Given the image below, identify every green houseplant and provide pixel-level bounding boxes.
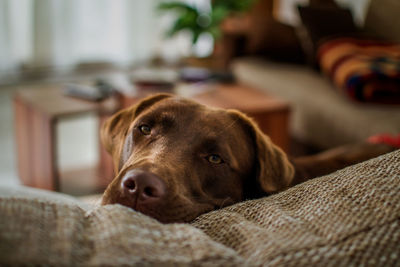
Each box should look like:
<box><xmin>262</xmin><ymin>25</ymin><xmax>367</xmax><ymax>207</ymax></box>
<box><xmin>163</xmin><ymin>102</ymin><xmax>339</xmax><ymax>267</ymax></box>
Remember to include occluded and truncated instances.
<box><xmin>158</xmin><ymin>0</ymin><xmax>256</xmax><ymax>45</ymax></box>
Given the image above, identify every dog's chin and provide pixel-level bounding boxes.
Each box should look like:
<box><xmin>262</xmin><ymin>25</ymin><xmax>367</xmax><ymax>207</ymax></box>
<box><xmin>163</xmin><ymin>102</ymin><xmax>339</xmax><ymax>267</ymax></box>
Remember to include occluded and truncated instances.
<box><xmin>101</xmin><ymin>194</ymin><xmax>215</xmax><ymax>223</ymax></box>
<box><xmin>140</xmin><ymin>208</ymin><xmax>206</xmax><ymax>224</ymax></box>
<box><xmin>133</xmin><ymin>203</ymin><xmax>215</xmax><ymax>223</ymax></box>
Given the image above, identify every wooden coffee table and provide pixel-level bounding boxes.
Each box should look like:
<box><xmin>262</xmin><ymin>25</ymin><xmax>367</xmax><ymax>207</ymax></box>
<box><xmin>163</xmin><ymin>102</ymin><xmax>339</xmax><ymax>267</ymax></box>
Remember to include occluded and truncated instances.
<box><xmin>14</xmin><ymin>83</ymin><xmax>290</xmax><ymax>192</ymax></box>
<box><xmin>121</xmin><ymin>83</ymin><xmax>291</xmax><ymax>152</ymax></box>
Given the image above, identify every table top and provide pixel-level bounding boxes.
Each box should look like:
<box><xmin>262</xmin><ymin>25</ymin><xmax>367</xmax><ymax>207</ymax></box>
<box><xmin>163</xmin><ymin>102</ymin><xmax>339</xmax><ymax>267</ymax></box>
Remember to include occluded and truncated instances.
<box><xmin>15</xmin><ymin>83</ymin><xmax>290</xmax><ymax>118</ymax></box>
<box><xmin>15</xmin><ymin>86</ymin><xmax>119</xmax><ymax>118</ymax></box>
<box><xmin>122</xmin><ymin>82</ymin><xmax>290</xmax><ymax>114</ymax></box>
<box><xmin>190</xmin><ymin>83</ymin><xmax>290</xmax><ymax>113</ymax></box>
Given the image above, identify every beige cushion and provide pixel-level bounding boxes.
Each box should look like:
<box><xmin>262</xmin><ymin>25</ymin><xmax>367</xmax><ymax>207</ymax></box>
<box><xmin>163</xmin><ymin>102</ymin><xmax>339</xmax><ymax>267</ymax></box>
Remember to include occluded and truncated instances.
<box><xmin>232</xmin><ymin>57</ymin><xmax>400</xmax><ymax>149</ymax></box>
<box><xmin>1</xmin><ymin>149</ymin><xmax>399</xmax><ymax>266</ymax></box>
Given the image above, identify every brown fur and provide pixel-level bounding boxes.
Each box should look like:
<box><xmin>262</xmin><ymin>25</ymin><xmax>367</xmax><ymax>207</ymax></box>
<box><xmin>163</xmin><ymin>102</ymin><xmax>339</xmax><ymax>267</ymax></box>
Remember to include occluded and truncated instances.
<box><xmin>101</xmin><ymin>94</ymin><xmax>294</xmax><ymax>223</ymax></box>
<box><xmin>292</xmin><ymin>142</ymin><xmax>395</xmax><ymax>185</ymax></box>
<box><xmin>101</xmin><ymin>93</ymin><xmax>395</xmax><ymax>223</ymax></box>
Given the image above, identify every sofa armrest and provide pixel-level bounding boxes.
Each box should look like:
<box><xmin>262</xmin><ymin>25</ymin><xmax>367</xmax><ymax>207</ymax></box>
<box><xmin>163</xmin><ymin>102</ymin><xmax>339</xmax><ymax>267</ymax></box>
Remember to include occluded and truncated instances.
<box><xmin>1</xmin><ymin>150</ymin><xmax>399</xmax><ymax>266</ymax></box>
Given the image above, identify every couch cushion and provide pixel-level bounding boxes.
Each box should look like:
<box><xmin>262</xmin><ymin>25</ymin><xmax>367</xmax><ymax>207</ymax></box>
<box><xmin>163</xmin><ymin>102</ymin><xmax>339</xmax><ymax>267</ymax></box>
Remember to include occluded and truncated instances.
<box><xmin>232</xmin><ymin>57</ymin><xmax>400</xmax><ymax>148</ymax></box>
<box><xmin>0</xmin><ymin>186</ymin><xmax>245</xmax><ymax>266</ymax></box>
<box><xmin>192</xmin><ymin>149</ymin><xmax>400</xmax><ymax>265</ymax></box>
<box><xmin>1</xmin><ymin>150</ymin><xmax>399</xmax><ymax>266</ymax></box>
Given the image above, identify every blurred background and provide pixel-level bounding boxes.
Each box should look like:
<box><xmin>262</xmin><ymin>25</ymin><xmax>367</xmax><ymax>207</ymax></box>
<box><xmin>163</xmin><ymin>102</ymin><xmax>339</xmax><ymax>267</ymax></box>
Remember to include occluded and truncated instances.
<box><xmin>1</xmin><ymin>0</ymin><xmax>393</xmax><ymax>195</ymax></box>
<box><xmin>0</xmin><ymin>0</ymin><xmax>368</xmax><ymax>83</ymax></box>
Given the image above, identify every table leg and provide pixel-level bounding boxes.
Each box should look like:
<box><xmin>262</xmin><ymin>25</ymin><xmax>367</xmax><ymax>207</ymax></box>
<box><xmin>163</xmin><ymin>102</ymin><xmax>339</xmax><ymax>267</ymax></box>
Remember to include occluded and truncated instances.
<box><xmin>14</xmin><ymin>97</ymin><xmax>59</xmax><ymax>191</ymax></box>
<box><xmin>14</xmin><ymin>97</ymin><xmax>31</xmax><ymax>186</ymax></box>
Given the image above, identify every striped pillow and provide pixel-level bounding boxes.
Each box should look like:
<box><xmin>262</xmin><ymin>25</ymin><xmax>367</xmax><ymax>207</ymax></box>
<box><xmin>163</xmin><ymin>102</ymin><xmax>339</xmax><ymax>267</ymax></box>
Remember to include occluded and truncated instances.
<box><xmin>317</xmin><ymin>38</ymin><xmax>400</xmax><ymax>104</ymax></box>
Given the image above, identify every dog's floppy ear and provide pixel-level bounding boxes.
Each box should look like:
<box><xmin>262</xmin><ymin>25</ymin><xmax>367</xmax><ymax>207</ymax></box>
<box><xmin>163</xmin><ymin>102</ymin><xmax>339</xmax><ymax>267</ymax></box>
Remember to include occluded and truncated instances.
<box><xmin>229</xmin><ymin>110</ymin><xmax>294</xmax><ymax>195</ymax></box>
<box><xmin>101</xmin><ymin>93</ymin><xmax>173</xmax><ymax>171</ymax></box>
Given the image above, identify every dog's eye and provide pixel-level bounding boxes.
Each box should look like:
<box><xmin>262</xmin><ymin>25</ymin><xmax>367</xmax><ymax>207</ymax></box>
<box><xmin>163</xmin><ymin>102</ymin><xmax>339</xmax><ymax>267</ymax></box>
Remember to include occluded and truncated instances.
<box><xmin>139</xmin><ymin>124</ymin><xmax>151</xmax><ymax>135</ymax></box>
<box><xmin>207</xmin><ymin>154</ymin><xmax>223</xmax><ymax>164</ymax></box>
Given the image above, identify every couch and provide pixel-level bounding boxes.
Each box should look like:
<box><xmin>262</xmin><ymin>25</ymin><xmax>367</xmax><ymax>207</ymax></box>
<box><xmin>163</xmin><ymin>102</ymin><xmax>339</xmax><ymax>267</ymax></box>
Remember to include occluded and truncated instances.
<box><xmin>1</xmin><ymin>149</ymin><xmax>399</xmax><ymax>266</ymax></box>
<box><xmin>230</xmin><ymin>0</ymin><xmax>400</xmax><ymax>150</ymax></box>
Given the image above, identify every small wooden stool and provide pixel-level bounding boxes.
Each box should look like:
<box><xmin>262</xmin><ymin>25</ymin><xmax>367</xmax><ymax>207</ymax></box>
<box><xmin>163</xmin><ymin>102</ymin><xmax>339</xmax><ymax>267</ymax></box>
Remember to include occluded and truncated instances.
<box><xmin>14</xmin><ymin>86</ymin><xmax>117</xmax><ymax>191</ymax></box>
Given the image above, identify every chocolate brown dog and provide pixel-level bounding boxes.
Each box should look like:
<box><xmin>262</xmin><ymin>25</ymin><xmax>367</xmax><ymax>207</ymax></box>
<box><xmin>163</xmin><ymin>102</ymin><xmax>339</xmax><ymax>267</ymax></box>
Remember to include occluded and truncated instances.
<box><xmin>101</xmin><ymin>93</ymin><xmax>394</xmax><ymax>223</ymax></box>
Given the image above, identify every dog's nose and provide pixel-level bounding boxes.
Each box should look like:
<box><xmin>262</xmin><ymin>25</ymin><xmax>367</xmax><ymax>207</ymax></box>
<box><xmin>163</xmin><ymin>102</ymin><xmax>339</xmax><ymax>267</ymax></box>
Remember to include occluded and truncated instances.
<box><xmin>121</xmin><ymin>170</ymin><xmax>166</xmax><ymax>208</ymax></box>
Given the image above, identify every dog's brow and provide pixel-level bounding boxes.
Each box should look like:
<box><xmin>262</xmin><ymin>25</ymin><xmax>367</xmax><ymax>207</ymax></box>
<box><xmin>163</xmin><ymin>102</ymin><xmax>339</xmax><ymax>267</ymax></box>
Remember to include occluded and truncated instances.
<box><xmin>200</xmin><ymin>138</ymin><xmax>225</xmax><ymax>156</ymax></box>
<box><xmin>202</xmin><ymin>138</ymin><xmax>218</xmax><ymax>149</ymax></box>
<box><xmin>159</xmin><ymin>112</ymin><xmax>176</xmax><ymax>128</ymax></box>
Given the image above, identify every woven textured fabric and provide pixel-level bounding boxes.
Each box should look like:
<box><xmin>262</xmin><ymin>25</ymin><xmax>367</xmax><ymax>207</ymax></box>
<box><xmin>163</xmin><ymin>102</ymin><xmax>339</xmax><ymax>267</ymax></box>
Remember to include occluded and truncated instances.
<box><xmin>1</xmin><ymin>150</ymin><xmax>400</xmax><ymax>266</ymax></box>
<box><xmin>0</xmin><ymin>194</ymin><xmax>245</xmax><ymax>266</ymax></box>
<box><xmin>192</xmin><ymin>149</ymin><xmax>400</xmax><ymax>266</ymax></box>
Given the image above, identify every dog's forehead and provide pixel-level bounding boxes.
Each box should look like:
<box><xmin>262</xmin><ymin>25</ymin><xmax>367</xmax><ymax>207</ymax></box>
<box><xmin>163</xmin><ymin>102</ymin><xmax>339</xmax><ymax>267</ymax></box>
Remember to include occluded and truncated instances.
<box><xmin>131</xmin><ymin>96</ymin><xmax>250</xmax><ymax>146</ymax></box>
<box><xmin>143</xmin><ymin>96</ymin><xmax>253</xmax><ymax>155</ymax></box>
<box><xmin>142</xmin><ymin>96</ymin><xmax>239</xmax><ymax>129</ymax></box>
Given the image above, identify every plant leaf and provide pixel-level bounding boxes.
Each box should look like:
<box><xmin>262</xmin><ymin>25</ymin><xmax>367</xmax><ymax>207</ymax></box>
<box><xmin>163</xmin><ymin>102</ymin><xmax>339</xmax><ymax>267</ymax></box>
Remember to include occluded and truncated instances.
<box><xmin>158</xmin><ymin>2</ymin><xmax>196</xmax><ymax>13</ymax></box>
<box><xmin>210</xmin><ymin>6</ymin><xmax>229</xmax><ymax>25</ymax></box>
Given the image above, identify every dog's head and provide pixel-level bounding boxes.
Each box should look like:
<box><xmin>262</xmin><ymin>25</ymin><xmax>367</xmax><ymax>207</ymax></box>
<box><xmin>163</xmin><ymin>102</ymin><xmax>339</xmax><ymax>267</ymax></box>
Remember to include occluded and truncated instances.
<box><xmin>101</xmin><ymin>94</ymin><xmax>294</xmax><ymax>223</ymax></box>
